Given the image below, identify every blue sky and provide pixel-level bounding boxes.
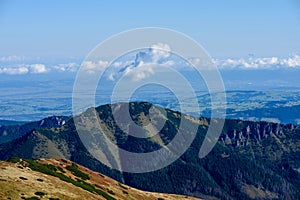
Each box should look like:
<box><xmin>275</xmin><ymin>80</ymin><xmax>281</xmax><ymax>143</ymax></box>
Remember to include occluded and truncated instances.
<box><xmin>0</xmin><ymin>1</ymin><xmax>300</xmax><ymax>122</ymax></box>
<box><xmin>0</xmin><ymin>0</ymin><xmax>299</xmax><ymax>59</ymax></box>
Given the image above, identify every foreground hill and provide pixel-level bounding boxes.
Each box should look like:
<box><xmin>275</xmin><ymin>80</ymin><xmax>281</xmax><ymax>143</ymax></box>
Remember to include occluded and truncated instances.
<box><xmin>0</xmin><ymin>102</ymin><xmax>300</xmax><ymax>199</ymax></box>
<box><xmin>0</xmin><ymin>158</ymin><xmax>201</xmax><ymax>200</ymax></box>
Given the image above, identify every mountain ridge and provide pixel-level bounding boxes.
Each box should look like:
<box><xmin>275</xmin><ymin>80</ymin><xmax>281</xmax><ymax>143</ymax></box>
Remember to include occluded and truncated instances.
<box><xmin>1</xmin><ymin>102</ymin><xmax>300</xmax><ymax>200</ymax></box>
<box><xmin>0</xmin><ymin>115</ymin><xmax>69</xmax><ymax>144</ymax></box>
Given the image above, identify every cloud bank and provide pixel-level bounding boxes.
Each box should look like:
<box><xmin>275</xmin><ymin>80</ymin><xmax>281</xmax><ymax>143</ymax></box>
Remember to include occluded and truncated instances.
<box><xmin>0</xmin><ymin>66</ymin><xmax>29</xmax><ymax>75</ymax></box>
<box><xmin>0</xmin><ymin>64</ymin><xmax>48</xmax><ymax>75</ymax></box>
<box><xmin>0</xmin><ymin>62</ymin><xmax>79</xmax><ymax>75</ymax></box>
<box><xmin>214</xmin><ymin>55</ymin><xmax>300</xmax><ymax>69</ymax></box>
<box><xmin>53</xmin><ymin>62</ymin><xmax>79</xmax><ymax>72</ymax></box>
<box><xmin>1</xmin><ymin>53</ymin><xmax>300</xmax><ymax>76</ymax></box>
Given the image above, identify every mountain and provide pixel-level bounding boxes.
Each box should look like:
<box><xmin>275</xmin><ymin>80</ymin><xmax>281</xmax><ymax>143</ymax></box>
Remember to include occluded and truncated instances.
<box><xmin>0</xmin><ymin>119</ymin><xmax>28</xmax><ymax>126</ymax></box>
<box><xmin>0</xmin><ymin>116</ymin><xmax>69</xmax><ymax>144</ymax></box>
<box><xmin>0</xmin><ymin>158</ymin><xmax>200</xmax><ymax>200</ymax></box>
<box><xmin>0</xmin><ymin>102</ymin><xmax>300</xmax><ymax>200</ymax></box>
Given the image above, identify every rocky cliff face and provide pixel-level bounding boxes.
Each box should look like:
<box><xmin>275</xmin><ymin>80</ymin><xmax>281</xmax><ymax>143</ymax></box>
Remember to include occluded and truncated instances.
<box><xmin>220</xmin><ymin>121</ymin><xmax>297</xmax><ymax>147</ymax></box>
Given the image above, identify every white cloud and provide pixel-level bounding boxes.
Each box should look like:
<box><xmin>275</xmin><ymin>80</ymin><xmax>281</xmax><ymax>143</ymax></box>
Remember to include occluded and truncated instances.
<box><xmin>123</xmin><ymin>63</ymin><xmax>155</xmax><ymax>81</ymax></box>
<box><xmin>1</xmin><ymin>53</ymin><xmax>300</xmax><ymax>76</ymax></box>
<box><xmin>133</xmin><ymin>43</ymin><xmax>171</xmax><ymax>66</ymax></box>
<box><xmin>109</xmin><ymin>43</ymin><xmax>174</xmax><ymax>81</ymax></box>
<box><xmin>150</xmin><ymin>43</ymin><xmax>171</xmax><ymax>63</ymax></box>
<box><xmin>214</xmin><ymin>55</ymin><xmax>300</xmax><ymax>69</ymax></box>
<box><xmin>53</xmin><ymin>62</ymin><xmax>79</xmax><ymax>72</ymax></box>
<box><xmin>281</xmin><ymin>55</ymin><xmax>300</xmax><ymax>67</ymax></box>
<box><xmin>29</xmin><ymin>64</ymin><xmax>47</xmax><ymax>74</ymax></box>
<box><xmin>111</xmin><ymin>61</ymin><xmax>124</xmax><ymax>68</ymax></box>
<box><xmin>0</xmin><ymin>63</ymin><xmax>48</xmax><ymax>75</ymax></box>
<box><xmin>81</xmin><ymin>60</ymin><xmax>109</xmax><ymax>73</ymax></box>
<box><xmin>0</xmin><ymin>66</ymin><xmax>29</xmax><ymax>75</ymax></box>
<box><xmin>257</xmin><ymin>57</ymin><xmax>278</xmax><ymax>65</ymax></box>
<box><xmin>187</xmin><ymin>57</ymin><xmax>215</xmax><ymax>69</ymax></box>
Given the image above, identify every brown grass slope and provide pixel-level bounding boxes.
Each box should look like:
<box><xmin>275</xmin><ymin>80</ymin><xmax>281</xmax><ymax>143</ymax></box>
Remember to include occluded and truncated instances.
<box><xmin>0</xmin><ymin>158</ymin><xmax>203</xmax><ymax>200</ymax></box>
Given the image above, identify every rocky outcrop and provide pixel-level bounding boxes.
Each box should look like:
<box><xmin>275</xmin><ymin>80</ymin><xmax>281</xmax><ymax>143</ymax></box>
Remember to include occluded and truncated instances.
<box><xmin>220</xmin><ymin>121</ymin><xmax>298</xmax><ymax>147</ymax></box>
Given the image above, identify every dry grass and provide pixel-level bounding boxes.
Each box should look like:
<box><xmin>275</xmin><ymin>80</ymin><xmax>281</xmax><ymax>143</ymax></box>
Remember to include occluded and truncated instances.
<box><xmin>0</xmin><ymin>159</ymin><xmax>201</xmax><ymax>200</ymax></box>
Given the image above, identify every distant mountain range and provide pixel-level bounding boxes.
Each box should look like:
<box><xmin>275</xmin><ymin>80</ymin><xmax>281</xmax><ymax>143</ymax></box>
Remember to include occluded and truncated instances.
<box><xmin>0</xmin><ymin>116</ymin><xmax>69</xmax><ymax>144</ymax></box>
<box><xmin>0</xmin><ymin>102</ymin><xmax>300</xmax><ymax>200</ymax></box>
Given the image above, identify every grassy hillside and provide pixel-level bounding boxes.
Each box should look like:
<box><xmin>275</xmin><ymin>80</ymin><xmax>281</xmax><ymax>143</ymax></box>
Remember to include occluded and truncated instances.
<box><xmin>0</xmin><ymin>158</ymin><xmax>201</xmax><ymax>200</ymax></box>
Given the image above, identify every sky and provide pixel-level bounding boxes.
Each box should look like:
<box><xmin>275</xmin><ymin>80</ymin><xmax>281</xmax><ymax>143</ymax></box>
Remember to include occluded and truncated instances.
<box><xmin>0</xmin><ymin>1</ymin><xmax>300</xmax><ymax>121</ymax></box>
<box><xmin>0</xmin><ymin>0</ymin><xmax>300</xmax><ymax>60</ymax></box>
